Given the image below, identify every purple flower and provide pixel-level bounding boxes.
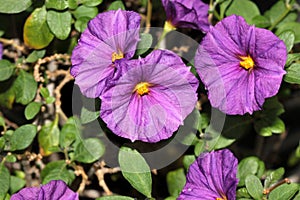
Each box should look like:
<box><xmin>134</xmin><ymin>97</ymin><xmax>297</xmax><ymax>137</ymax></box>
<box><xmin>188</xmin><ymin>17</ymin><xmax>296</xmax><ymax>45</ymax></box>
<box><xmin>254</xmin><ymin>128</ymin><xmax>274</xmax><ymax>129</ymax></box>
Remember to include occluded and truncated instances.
<box><xmin>71</xmin><ymin>9</ymin><xmax>141</xmax><ymax>98</ymax></box>
<box><xmin>100</xmin><ymin>50</ymin><xmax>198</xmax><ymax>143</ymax></box>
<box><xmin>11</xmin><ymin>180</ymin><xmax>78</xmax><ymax>200</ymax></box>
<box><xmin>178</xmin><ymin>149</ymin><xmax>238</xmax><ymax>200</ymax></box>
<box><xmin>195</xmin><ymin>15</ymin><xmax>286</xmax><ymax>115</ymax></box>
<box><xmin>161</xmin><ymin>0</ymin><xmax>209</xmax><ymax>32</ymax></box>
<box><xmin>0</xmin><ymin>43</ymin><xmax>3</xmax><ymax>59</ymax></box>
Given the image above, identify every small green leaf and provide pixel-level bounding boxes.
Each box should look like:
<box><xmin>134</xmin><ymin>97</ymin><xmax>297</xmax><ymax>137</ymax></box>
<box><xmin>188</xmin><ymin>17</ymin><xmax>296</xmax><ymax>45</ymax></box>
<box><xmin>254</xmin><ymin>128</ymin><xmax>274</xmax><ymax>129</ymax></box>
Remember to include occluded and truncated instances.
<box><xmin>81</xmin><ymin>0</ymin><xmax>103</xmax><ymax>7</ymax></box>
<box><xmin>0</xmin><ymin>0</ymin><xmax>31</xmax><ymax>14</ymax></box>
<box><xmin>25</xmin><ymin>102</ymin><xmax>42</xmax><ymax>120</ymax></box>
<box><xmin>264</xmin><ymin>1</ymin><xmax>292</xmax><ymax>27</ymax></box>
<box><xmin>251</xmin><ymin>15</ymin><xmax>271</xmax><ymax>28</ymax></box>
<box><xmin>269</xmin><ymin>183</ymin><xmax>299</xmax><ymax>200</ymax></box>
<box><xmin>238</xmin><ymin>157</ymin><xmax>260</xmax><ymax>187</ymax></box>
<box><xmin>38</xmin><ymin>117</ymin><xmax>60</xmax><ymax>156</ymax></box>
<box><xmin>45</xmin><ymin>96</ymin><xmax>55</xmax><ymax>104</ymax></box>
<box><xmin>13</xmin><ymin>70</ymin><xmax>37</xmax><ymax>105</ymax></box>
<box><xmin>166</xmin><ymin>168</ymin><xmax>186</xmax><ymax>197</ymax></box>
<box><xmin>286</xmin><ymin>53</ymin><xmax>300</xmax><ymax>67</ymax></box>
<box><xmin>254</xmin><ymin>117</ymin><xmax>285</xmax><ymax>137</ymax></box>
<box><xmin>41</xmin><ymin>160</ymin><xmax>66</xmax><ymax>180</ymax></box>
<box><xmin>164</xmin><ymin>197</ymin><xmax>177</xmax><ymax>200</ymax></box>
<box><xmin>285</xmin><ymin>63</ymin><xmax>300</xmax><ymax>84</ymax></box>
<box><xmin>182</xmin><ymin>155</ymin><xmax>195</xmax><ymax>171</ymax></box>
<box><xmin>75</xmin><ymin>17</ymin><xmax>91</xmax><ymax>32</ymax></box>
<box><xmin>118</xmin><ymin>146</ymin><xmax>152</xmax><ymax>198</ymax></box>
<box><xmin>26</xmin><ymin>50</ymin><xmax>46</xmax><ymax>63</ymax></box>
<box><xmin>264</xmin><ymin>167</ymin><xmax>285</xmax><ymax>189</ymax></box>
<box><xmin>107</xmin><ymin>1</ymin><xmax>125</xmax><ymax>10</ymax></box>
<box><xmin>68</xmin><ymin>0</ymin><xmax>78</xmax><ymax>9</ymax></box>
<box><xmin>236</xmin><ymin>187</ymin><xmax>251</xmax><ymax>198</ymax></box>
<box><xmin>45</xmin><ymin>0</ymin><xmax>68</xmax><ymax>10</ymax></box>
<box><xmin>276</xmin><ymin>22</ymin><xmax>300</xmax><ymax>44</ymax></box>
<box><xmin>9</xmin><ymin>176</ymin><xmax>25</xmax><ymax>194</ymax></box>
<box><xmin>73</xmin><ymin>138</ymin><xmax>105</xmax><ymax>163</ymax></box>
<box><xmin>41</xmin><ymin>161</ymin><xmax>75</xmax><ymax>185</ymax></box>
<box><xmin>0</xmin><ymin>164</ymin><xmax>10</xmax><ymax>200</ymax></box>
<box><xmin>73</xmin><ymin>5</ymin><xmax>98</xmax><ymax>19</ymax></box>
<box><xmin>5</xmin><ymin>154</ymin><xmax>17</xmax><ymax>163</ymax></box>
<box><xmin>136</xmin><ymin>33</ymin><xmax>153</xmax><ymax>56</ymax></box>
<box><xmin>24</xmin><ymin>6</ymin><xmax>54</xmax><ymax>49</ymax></box>
<box><xmin>80</xmin><ymin>107</ymin><xmax>100</xmax><ymax>124</ymax></box>
<box><xmin>278</xmin><ymin>31</ymin><xmax>295</xmax><ymax>52</ymax></box>
<box><xmin>219</xmin><ymin>0</ymin><xmax>232</xmax><ymax>19</ymax></box>
<box><xmin>10</xmin><ymin>124</ymin><xmax>37</xmax><ymax>151</ymax></box>
<box><xmin>245</xmin><ymin>175</ymin><xmax>263</xmax><ymax>200</ymax></box>
<box><xmin>40</xmin><ymin>87</ymin><xmax>50</xmax><ymax>98</ymax></box>
<box><xmin>60</xmin><ymin>123</ymin><xmax>79</xmax><ymax>148</ymax></box>
<box><xmin>0</xmin><ymin>60</ymin><xmax>15</xmax><ymax>81</ymax></box>
<box><xmin>225</xmin><ymin>0</ymin><xmax>260</xmax><ymax>24</ymax></box>
<box><xmin>96</xmin><ymin>196</ymin><xmax>135</xmax><ymax>200</ymax></box>
<box><xmin>47</xmin><ymin>11</ymin><xmax>72</xmax><ymax>40</ymax></box>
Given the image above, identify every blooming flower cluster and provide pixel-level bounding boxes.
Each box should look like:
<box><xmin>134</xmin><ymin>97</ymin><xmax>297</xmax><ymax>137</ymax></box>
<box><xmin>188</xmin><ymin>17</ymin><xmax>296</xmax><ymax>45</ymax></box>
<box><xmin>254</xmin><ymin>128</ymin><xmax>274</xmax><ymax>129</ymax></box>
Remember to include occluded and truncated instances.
<box><xmin>71</xmin><ymin>9</ymin><xmax>198</xmax><ymax>143</ymax></box>
<box><xmin>11</xmin><ymin>180</ymin><xmax>78</xmax><ymax>200</ymax></box>
<box><xmin>178</xmin><ymin>149</ymin><xmax>238</xmax><ymax>200</ymax></box>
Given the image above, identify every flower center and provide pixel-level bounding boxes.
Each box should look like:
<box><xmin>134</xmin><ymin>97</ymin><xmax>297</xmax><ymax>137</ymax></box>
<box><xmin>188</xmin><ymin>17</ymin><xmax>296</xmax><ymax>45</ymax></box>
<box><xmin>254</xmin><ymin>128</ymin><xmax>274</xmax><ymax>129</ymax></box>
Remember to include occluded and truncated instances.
<box><xmin>239</xmin><ymin>55</ymin><xmax>254</xmax><ymax>70</ymax></box>
<box><xmin>112</xmin><ymin>51</ymin><xmax>124</xmax><ymax>62</ymax></box>
<box><xmin>164</xmin><ymin>20</ymin><xmax>176</xmax><ymax>32</ymax></box>
<box><xmin>134</xmin><ymin>82</ymin><xmax>151</xmax><ymax>96</ymax></box>
<box><xmin>216</xmin><ymin>197</ymin><xmax>227</xmax><ymax>200</ymax></box>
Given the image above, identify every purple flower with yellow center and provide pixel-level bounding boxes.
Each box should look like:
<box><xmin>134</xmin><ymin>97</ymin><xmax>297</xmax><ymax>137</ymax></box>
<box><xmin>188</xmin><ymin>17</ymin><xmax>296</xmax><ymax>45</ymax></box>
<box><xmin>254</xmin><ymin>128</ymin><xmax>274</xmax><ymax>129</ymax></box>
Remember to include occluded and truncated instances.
<box><xmin>71</xmin><ymin>9</ymin><xmax>141</xmax><ymax>98</ymax></box>
<box><xmin>11</xmin><ymin>180</ymin><xmax>78</xmax><ymax>200</ymax></box>
<box><xmin>161</xmin><ymin>0</ymin><xmax>209</xmax><ymax>32</ymax></box>
<box><xmin>195</xmin><ymin>15</ymin><xmax>286</xmax><ymax>115</ymax></box>
<box><xmin>178</xmin><ymin>149</ymin><xmax>238</xmax><ymax>200</ymax></box>
<box><xmin>100</xmin><ymin>50</ymin><xmax>198</xmax><ymax>143</ymax></box>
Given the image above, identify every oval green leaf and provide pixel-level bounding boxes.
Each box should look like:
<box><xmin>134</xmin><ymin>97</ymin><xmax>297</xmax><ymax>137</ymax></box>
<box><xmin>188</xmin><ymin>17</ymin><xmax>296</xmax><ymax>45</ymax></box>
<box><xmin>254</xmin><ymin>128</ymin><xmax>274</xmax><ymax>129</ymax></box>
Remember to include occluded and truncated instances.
<box><xmin>47</xmin><ymin>10</ymin><xmax>72</xmax><ymax>40</ymax></box>
<box><xmin>13</xmin><ymin>70</ymin><xmax>37</xmax><ymax>105</ymax></box>
<box><xmin>118</xmin><ymin>146</ymin><xmax>152</xmax><ymax>198</ymax></box>
<box><xmin>24</xmin><ymin>6</ymin><xmax>54</xmax><ymax>49</ymax></box>
<box><xmin>73</xmin><ymin>138</ymin><xmax>105</xmax><ymax>163</ymax></box>
<box><xmin>0</xmin><ymin>59</ymin><xmax>15</xmax><ymax>81</ymax></box>
<box><xmin>73</xmin><ymin>5</ymin><xmax>98</xmax><ymax>19</ymax></box>
<box><xmin>10</xmin><ymin>124</ymin><xmax>37</xmax><ymax>151</ymax></box>
<box><xmin>269</xmin><ymin>183</ymin><xmax>299</xmax><ymax>200</ymax></box>
<box><xmin>245</xmin><ymin>175</ymin><xmax>263</xmax><ymax>200</ymax></box>
<box><xmin>166</xmin><ymin>168</ymin><xmax>186</xmax><ymax>197</ymax></box>
<box><xmin>136</xmin><ymin>33</ymin><xmax>153</xmax><ymax>56</ymax></box>
<box><xmin>81</xmin><ymin>0</ymin><xmax>103</xmax><ymax>7</ymax></box>
<box><xmin>45</xmin><ymin>0</ymin><xmax>68</xmax><ymax>10</ymax></box>
<box><xmin>25</xmin><ymin>102</ymin><xmax>42</xmax><ymax>120</ymax></box>
<box><xmin>0</xmin><ymin>0</ymin><xmax>31</xmax><ymax>14</ymax></box>
<box><xmin>278</xmin><ymin>30</ymin><xmax>295</xmax><ymax>52</ymax></box>
<box><xmin>0</xmin><ymin>164</ymin><xmax>10</xmax><ymax>200</ymax></box>
<box><xmin>285</xmin><ymin>63</ymin><xmax>300</xmax><ymax>84</ymax></box>
<box><xmin>26</xmin><ymin>50</ymin><xmax>46</xmax><ymax>63</ymax></box>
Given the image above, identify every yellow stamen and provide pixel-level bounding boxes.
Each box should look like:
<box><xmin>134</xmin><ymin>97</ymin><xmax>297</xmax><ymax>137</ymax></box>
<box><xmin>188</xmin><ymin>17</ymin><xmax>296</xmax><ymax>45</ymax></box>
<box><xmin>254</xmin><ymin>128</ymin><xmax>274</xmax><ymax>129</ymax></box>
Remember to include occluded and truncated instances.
<box><xmin>112</xmin><ymin>51</ymin><xmax>124</xmax><ymax>62</ymax></box>
<box><xmin>216</xmin><ymin>197</ymin><xmax>227</xmax><ymax>200</ymax></box>
<box><xmin>239</xmin><ymin>55</ymin><xmax>254</xmax><ymax>70</ymax></box>
<box><xmin>134</xmin><ymin>82</ymin><xmax>151</xmax><ymax>96</ymax></box>
<box><xmin>164</xmin><ymin>21</ymin><xmax>176</xmax><ymax>32</ymax></box>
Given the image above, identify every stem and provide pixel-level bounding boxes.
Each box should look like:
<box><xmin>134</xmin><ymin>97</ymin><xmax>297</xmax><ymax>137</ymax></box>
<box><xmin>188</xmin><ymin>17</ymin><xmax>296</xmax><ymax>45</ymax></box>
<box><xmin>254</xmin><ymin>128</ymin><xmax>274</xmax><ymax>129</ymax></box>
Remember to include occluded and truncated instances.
<box><xmin>144</xmin><ymin>0</ymin><xmax>152</xmax><ymax>33</ymax></box>
<box><xmin>155</xmin><ymin>21</ymin><xmax>176</xmax><ymax>49</ymax></box>
<box><xmin>268</xmin><ymin>6</ymin><xmax>291</xmax><ymax>31</ymax></box>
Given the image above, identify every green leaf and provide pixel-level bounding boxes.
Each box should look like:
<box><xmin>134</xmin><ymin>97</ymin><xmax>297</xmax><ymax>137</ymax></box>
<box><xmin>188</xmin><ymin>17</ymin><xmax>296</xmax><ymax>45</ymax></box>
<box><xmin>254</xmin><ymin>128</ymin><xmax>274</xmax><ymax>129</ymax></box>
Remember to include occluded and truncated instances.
<box><xmin>45</xmin><ymin>96</ymin><xmax>55</xmax><ymax>104</ymax></box>
<box><xmin>68</xmin><ymin>0</ymin><xmax>78</xmax><ymax>9</ymax></box>
<box><xmin>73</xmin><ymin>5</ymin><xmax>98</xmax><ymax>19</ymax></box>
<box><xmin>60</xmin><ymin>123</ymin><xmax>79</xmax><ymax>148</ymax></box>
<box><xmin>45</xmin><ymin>0</ymin><xmax>69</xmax><ymax>10</ymax></box>
<box><xmin>0</xmin><ymin>164</ymin><xmax>10</xmax><ymax>200</ymax></box>
<box><xmin>118</xmin><ymin>146</ymin><xmax>152</xmax><ymax>198</ymax></box>
<box><xmin>81</xmin><ymin>0</ymin><xmax>103</xmax><ymax>7</ymax></box>
<box><xmin>209</xmin><ymin>135</ymin><xmax>236</xmax><ymax>150</ymax></box>
<box><xmin>0</xmin><ymin>81</ymin><xmax>15</xmax><ymax>109</ymax></box>
<box><xmin>41</xmin><ymin>161</ymin><xmax>75</xmax><ymax>185</ymax></box>
<box><xmin>285</xmin><ymin>63</ymin><xmax>300</xmax><ymax>84</ymax></box>
<box><xmin>0</xmin><ymin>0</ymin><xmax>31</xmax><ymax>14</ymax></box>
<box><xmin>13</xmin><ymin>70</ymin><xmax>37</xmax><ymax>105</ymax></box>
<box><xmin>237</xmin><ymin>157</ymin><xmax>260</xmax><ymax>187</ymax></box>
<box><xmin>24</xmin><ymin>6</ymin><xmax>54</xmax><ymax>49</ymax></box>
<box><xmin>236</xmin><ymin>187</ymin><xmax>251</xmax><ymax>198</ymax></box>
<box><xmin>9</xmin><ymin>176</ymin><xmax>25</xmax><ymax>194</ymax></box>
<box><xmin>96</xmin><ymin>196</ymin><xmax>135</xmax><ymax>200</ymax></box>
<box><xmin>264</xmin><ymin>167</ymin><xmax>285</xmax><ymax>189</ymax></box>
<box><xmin>245</xmin><ymin>175</ymin><xmax>263</xmax><ymax>200</ymax></box>
<box><xmin>166</xmin><ymin>168</ymin><xmax>186</xmax><ymax>197</ymax></box>
<box><xmin>5</xmin><ymin>154</ymin><xmax>17</xmax><ymax>163</ymax></box>
<box><xmin>225</xmin><ymin>0</ymin><xmax>260</xmax><ymax>24</ymax></box>
<box><xmin>254</xmin><ymin>117</ymin><xmax>285</xmax><ymax>137</ymax></box>
<box><xmin>73</xmin><ymin>138</ymin><xmax>105</xmax><ymax>163</ymax></box>
<box><xmin>107</xmin><ymin>1</ymin><xmax>125</xmax><ymax>10</ymax></box>
<box><xmin>136</xmin><ymin>33</ymin><xmax>153</xmax><ymax>56</ymax></box>
<box><xmin>251</xmin><ymin>15</ymin><xmax>271</xmax><ymax>28</ymax></box>
<box><xmin>269</xmin><ymin>183</ymin><xmax>299</xmax><ymax>200</ymax></box>
<box><xmin>182</xmin><ymin>155</ymin><xmax>195</xmax><ymax>171</ymax></box>
<box><xmin>0</xmin><ymin>60</ymin><xmax>15</xmax><ymax>81</ymax></box>
<box><xmin>264</xmin><ymin>1</ymin><xmax>291</xmax><ymax>27</ymax></box>
<box><xmin>10</xmin><ymin>124</ymin><xmax>37</xmax><ymax>151</ymax></box>
<box><xmin>286</xmin><ymin>53</ymin><xmax>300</xmax><ymax>67</ymax></box>
<box><xmin>278</xmin><ymin>30</ymin><xmax>295</xmax><ymax>52</ymax></box>
<box><xmin>80</xmin><ymin>107</ymin><xmax>100</xmax><ymax>124</ymax></box>
<box><xmin>38</xmin><ymin>117</ymin><xmax>60</xmax><ymax>156</ymax></box>
<box><xmin>26</xmin><ymin>50</ymin><xmax>46</xmax><ymax>63</ymax></box>
<box><xmin>219</xmin><ymin>0</ymin><xmax>232</xmax><ymax>19</ymax></box>
<box><xmin>24</xmin><ymin>102</ymin><xmax>42</xmax><ymax>120</ymax></box>
<box><xmin>47</xmin><ymin>11</ymin><xmax>72</xmax><ymax>40</ymax></box>
<box><xmin>276</xmin><ymin>22</ymin><xmax>300</xmax><ymax>44</ymax></box>
<box><xmin>164</xmin><ymin>197</ymin><xmax>177</xmax><ymax>200</ymax></box>
<box><xmin>75</xmin><ymin>17</ymin><xmax>91</xmax><ymax>32</ymax></box>
<box><xmin>40</xmin><ymin>87</ymin><xmax>50</xmax><ymax>98</ymax></box>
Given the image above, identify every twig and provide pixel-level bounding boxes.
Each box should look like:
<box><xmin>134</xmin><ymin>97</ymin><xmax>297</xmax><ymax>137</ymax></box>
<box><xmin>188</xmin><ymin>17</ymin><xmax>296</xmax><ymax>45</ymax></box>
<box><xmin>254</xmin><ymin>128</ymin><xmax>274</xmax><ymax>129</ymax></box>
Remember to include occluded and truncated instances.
<box><xmin>144</xmin><ymin>0</ymin><xmax>152</xmax><ymax>33</ymax></box>
<box><xmin>0</xmin><ymin>38</ymin><xmax>27</xmax><ymax>53</ymax></box>
<box><xmin>74</xmin><ymin>165</ymin><xmax>90</xmax><ymax>194</ymax></box>
<box><xmin>95</xmin><ymin>161</ymin><xmax>120</xmax><ymax>196</ymax></box>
